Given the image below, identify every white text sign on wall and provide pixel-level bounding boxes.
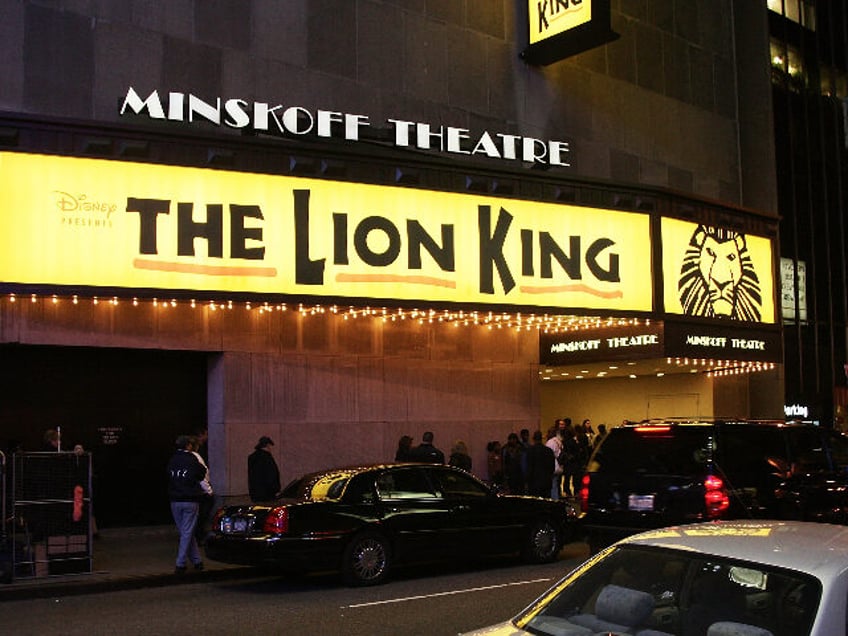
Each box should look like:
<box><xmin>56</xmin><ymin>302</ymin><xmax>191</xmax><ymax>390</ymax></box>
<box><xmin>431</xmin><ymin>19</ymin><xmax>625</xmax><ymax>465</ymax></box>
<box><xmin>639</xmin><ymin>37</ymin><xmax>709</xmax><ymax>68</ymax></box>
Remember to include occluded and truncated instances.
<box><xmin>120</xmin><ymin>88</ymin><xmax>571</xmax><ymax>167</ymax></box>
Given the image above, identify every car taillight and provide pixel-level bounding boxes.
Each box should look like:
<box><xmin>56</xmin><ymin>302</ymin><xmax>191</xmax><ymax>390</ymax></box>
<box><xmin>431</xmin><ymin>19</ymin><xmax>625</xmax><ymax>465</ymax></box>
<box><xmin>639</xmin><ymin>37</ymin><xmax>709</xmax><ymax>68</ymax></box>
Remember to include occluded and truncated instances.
<box><xmin>262</xmin><ymin>506</ymin><xmax>289</xmax><ymax>534</ymax></box>
<box><xmin>704</xmin><ymin>474</ymin><xmax>730</xmax><ymax>518</ymax></box>
<box><xmin>580</xmin><ymin>473</ymin><xmax>590</xmax><ymax>513</ymax></box>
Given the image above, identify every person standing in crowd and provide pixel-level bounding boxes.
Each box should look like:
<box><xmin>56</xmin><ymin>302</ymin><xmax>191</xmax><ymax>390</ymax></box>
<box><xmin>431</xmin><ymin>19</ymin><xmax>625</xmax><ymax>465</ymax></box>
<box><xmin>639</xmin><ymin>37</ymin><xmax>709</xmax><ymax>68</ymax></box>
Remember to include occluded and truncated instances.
<box><xmin>525</xmin><ymin>430</ymin><xmax>555</xmax><ymax>497</ymax></box>
<box><xmin>486</xmin><ymin>440</ymin><xmax>504</xmax><ymax>487</ymax></box>
<box><xmin>395</xmin><ymin>435</ymin><xmax>414</xmax><ymax>462</ymax></box>
<box><xmin>409</xmin><ymin>431</ymin><xmax>445</xmax><ymax>463</ymax></box>
<box><xmin>502</xmin><ymin>432</ymin><xmax>525</xmax><ymax>494</ymax></box>
<box><xmin>519</xmin><ymin>428</ymin><xmax>531</xmax><ymax>488</ymax></box>
<box><xmin>42</xmin><ymin>428</ymin><xmax>60</xmax><ymax>451</ymax></box>
<box><xmin>573</xmin><ymin>419</ymin><xmax>593</xmax><ymax>498</ymax></box>
<box><xmin>545</xmin><ymin>426</ymin><xmax>564</xmax><ymax>500</ymax></box>
<box><xmin>248</xmin><ymin>436</ymin><xmax>281</xmax><ymax>502</ymax></box>
<box><xmin>559</xmin><ymin>420</ymin><xmax>581</xmax><ymax>497</ymax></box>
<box><xmin>576</xmin><ymin>419</ymin><xmax>592</xmax><ymax>463</ymax></box>
<box><xmin>167</xmin><ymin>435</ymin><xmax>207</xmax><ymax>574</ymax></box>
<box><xmin>448</xmin><ymin>440</ymin><xmax>472</xmax><ymax>471</ymax></box>
<box><xmin>593</xmin><ymin>423</ymin><xmax>608</xmax><ymax>450</ymax></box>
<box><xmin>581</xmin><ymin>419</ymin><xmax>595</xmax><ymax>445</ymax></box>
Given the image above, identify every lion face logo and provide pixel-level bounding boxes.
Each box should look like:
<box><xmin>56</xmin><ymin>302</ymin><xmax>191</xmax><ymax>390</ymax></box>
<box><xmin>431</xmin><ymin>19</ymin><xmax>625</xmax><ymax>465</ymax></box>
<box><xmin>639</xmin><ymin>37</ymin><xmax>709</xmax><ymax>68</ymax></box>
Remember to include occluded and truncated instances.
<box><xmin>678</xmin><ymin>225</ymin><xmax>762</xmax><ymax>321</ymax></box>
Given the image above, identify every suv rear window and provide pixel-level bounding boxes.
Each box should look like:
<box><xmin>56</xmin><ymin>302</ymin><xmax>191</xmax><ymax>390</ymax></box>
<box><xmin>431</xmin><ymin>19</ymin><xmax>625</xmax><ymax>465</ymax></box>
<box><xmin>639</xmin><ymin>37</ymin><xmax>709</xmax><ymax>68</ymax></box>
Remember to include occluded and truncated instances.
<box><xmin>593</xmin><ymin>426</ymin><xmax>711</xmax><ymax>474</ymax></box>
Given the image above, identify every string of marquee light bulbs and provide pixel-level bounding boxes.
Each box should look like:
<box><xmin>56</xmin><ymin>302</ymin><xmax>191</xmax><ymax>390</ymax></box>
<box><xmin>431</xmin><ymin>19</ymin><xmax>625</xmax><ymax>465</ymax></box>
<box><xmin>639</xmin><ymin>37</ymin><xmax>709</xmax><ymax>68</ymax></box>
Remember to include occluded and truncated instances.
<box><xmin>4</xmin><ymin>291</ymin><xmax>647</xmax><ymax>333</ymax></box>
<box><xmin>4</xmin><ymin>293</ymin><xmax>775</xmax><ymax>376</ymax></box>
<box><xmin>667</xmin><ymin>356</ymin><xmax>777</xmax><ymax>378</ymax></box>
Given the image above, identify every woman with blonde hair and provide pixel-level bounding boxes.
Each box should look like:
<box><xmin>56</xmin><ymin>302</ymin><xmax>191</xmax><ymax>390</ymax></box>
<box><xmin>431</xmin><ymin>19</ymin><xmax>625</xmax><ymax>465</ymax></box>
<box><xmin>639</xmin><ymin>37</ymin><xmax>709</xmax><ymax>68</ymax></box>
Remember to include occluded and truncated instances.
<box><xmin>448</xmin><ymin>440</ymin><xmax>472</xmax><ymax>472</ymax></box>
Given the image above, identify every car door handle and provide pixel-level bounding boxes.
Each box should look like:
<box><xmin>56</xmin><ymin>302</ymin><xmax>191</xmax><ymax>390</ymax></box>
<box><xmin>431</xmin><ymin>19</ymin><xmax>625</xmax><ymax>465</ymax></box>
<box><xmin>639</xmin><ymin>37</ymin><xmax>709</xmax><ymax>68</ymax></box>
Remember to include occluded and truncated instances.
<box><xmin>452</xmin><ymin>505</ymin><xmax>471</xmax><ymax>512</ymax></box>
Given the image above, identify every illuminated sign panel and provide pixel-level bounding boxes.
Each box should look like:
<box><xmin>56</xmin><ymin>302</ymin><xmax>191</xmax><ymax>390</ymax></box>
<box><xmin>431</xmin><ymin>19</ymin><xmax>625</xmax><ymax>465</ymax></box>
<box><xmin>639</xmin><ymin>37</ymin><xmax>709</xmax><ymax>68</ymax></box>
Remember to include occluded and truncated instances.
<box><xmin>0</xmin><ymin>152</ymin><xmax>653</xmax><ymax>312</ymax></box>
<box><xmin>540</xmin><ymin>323</ymin><xmax>664</xmax><ymax>365</ymax></box>
<box><xmin>780</xmin><ymin>257</ymin><xmax>807</xmax><ymax>322</ymax></box>
<box><xmin>529</xmin><ymin>0</ymin><xmax>593</xmax><ymax>44</ymax></box>
<box><xmin>540</xmin><ymin>320</ymin><xmax>781</xmax><ymax>365</ymax></box>
<box><xmin>664</xmin><ymin>320</ymin><xmax>782</xmax><ymax>363</ymax></box>
<box><xmin>661</xmin><ymin>218</ymin><xmax>776</xmax><ymax>324</ymax></box>
<box><xmin>120</xmin><ymin>88</ymin><xmax>571</xmax><ymax>168</ymax></box>
<box><xmin>522</xmin><ymin>0</ymin><xmax>617</xmax><ymax>66</ymax></box>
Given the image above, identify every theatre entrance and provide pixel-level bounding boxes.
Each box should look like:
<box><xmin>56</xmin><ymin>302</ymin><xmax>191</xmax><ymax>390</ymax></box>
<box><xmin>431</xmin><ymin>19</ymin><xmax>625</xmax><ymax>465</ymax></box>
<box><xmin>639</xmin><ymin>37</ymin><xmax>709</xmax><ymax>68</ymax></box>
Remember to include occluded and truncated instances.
<box><xmin>0</xmin><ymin>344</ymin><xmax>208</xmax><ymax>527</ymax></box>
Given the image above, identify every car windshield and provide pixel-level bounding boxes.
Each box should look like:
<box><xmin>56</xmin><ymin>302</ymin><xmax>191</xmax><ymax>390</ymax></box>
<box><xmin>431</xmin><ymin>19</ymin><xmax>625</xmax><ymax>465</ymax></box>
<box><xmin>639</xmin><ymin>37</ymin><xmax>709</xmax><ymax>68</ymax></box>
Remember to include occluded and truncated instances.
<box><xmin>515</xmin><ymin>545</ymin><xmax>820</xmax><ymax>636</ymax></box>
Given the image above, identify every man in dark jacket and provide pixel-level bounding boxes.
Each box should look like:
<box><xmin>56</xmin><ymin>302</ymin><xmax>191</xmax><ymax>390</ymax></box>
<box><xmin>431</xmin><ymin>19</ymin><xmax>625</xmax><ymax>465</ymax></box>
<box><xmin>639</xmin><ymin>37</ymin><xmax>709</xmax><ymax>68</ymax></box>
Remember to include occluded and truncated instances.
<box><xmin>525</xmin><ymin>430</ymin><xmax>555</xmax><ymax>498</ymax></box>
<box><xmin>167</xmin><ymin>435</ymin><xmax>207</xmax><ymax>574</ymax></box>
<box><xmin>409</xmin><ymin>431</ymin><xmax>445</xmax><ymax>464</ymax></box>
<box><xmin>248</xmin><ymin>436</ymin><xmax>281</xmax><ymax>502</ymax></box>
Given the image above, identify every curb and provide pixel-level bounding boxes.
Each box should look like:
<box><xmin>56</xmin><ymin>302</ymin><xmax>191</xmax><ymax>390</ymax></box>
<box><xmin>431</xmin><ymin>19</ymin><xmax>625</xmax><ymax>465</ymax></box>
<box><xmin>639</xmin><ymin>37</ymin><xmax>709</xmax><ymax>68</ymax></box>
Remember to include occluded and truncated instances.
<box><xmin>0</xmin><ymin>565</ymin><xmax>261</xmax><ymax>601</ymax></box>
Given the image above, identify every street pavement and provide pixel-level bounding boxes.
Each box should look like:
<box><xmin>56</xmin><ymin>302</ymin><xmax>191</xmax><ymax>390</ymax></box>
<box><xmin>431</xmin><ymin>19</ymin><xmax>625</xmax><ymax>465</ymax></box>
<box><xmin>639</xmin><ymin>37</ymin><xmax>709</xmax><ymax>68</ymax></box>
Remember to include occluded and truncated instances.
<box><xmin>0</xmin><ymin>525</ymin><xmax>258</xmax><ymax>601</ymax></box>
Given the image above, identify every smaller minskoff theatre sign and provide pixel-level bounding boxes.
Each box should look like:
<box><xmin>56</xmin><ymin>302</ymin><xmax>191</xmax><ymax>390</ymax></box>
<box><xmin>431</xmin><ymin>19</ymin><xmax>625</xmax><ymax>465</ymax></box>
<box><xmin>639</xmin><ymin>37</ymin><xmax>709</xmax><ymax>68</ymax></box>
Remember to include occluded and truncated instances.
<box><xmin>522</xmin><ymin>0</ymin><xmax>619</xmax><ymax>66</ymax></box>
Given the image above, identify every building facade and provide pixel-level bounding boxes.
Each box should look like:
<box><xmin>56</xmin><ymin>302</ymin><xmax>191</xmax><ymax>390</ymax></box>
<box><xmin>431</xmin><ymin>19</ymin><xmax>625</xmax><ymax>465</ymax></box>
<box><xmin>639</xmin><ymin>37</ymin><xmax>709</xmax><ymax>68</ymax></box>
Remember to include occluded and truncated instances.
<box><xmin>768</xmin><ymin>0</ymin><xmax>848</xmax><ymax>428</ymax></box>
<box><xmin>0</xmin><ymin>1</ymin><xmax>788</xmax><ymax>525</ymax></box>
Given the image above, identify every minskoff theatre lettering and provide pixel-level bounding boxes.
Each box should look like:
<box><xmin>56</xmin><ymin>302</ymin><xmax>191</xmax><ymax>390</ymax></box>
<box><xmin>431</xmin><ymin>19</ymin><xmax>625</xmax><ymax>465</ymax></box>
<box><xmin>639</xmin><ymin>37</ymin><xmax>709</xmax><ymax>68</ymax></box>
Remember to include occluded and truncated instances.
<box><xmin>120</xmin><ymin>88</ymin><xmax>570</xmax><ymax>167</ymax></box>
<box><xmin>125</xmin><ymin>191</ymin><xmax>621</xmax><ymax>297</ymax></box>
<box><xmin>551</xmin><ymin>339</ymin><xmax>601</xmax><ymax>353</ymax></box>
<box><xmin>607</xmin><ymin>334</ymin><xmax>658</xmax><ymax>348</ymax></box>
<box><xmin>685</xmin><ymin>335</ymin><xmax>766</xmax><ymax>351</ymax></box>
<box><xmin>549</xmin><ymin>333</ymin><xmax>658</xmax><ymax>354</ymax></box>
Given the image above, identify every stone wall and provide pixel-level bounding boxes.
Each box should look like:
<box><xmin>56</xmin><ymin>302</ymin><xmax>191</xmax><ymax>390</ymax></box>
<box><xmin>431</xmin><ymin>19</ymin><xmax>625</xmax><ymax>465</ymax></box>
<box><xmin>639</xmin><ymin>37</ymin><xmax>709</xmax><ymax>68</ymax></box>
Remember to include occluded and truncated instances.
<box><xmin>0</xmin><ymin>0</ymin><xmax>774</xmax><ymax>208</ymax></box>
<box><xmin>1</xmin><ymin>298</ymin><xmax>539</xmax><ymax>494</ymax></box>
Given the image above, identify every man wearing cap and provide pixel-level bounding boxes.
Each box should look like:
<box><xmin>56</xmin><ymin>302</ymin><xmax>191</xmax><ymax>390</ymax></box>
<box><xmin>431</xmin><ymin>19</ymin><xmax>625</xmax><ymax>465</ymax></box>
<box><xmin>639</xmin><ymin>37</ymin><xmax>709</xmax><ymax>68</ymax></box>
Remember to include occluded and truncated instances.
<box><xmin>248</xmin><ymin>436</ymin><xmax>281</xmax><ymax>502</ymax></box>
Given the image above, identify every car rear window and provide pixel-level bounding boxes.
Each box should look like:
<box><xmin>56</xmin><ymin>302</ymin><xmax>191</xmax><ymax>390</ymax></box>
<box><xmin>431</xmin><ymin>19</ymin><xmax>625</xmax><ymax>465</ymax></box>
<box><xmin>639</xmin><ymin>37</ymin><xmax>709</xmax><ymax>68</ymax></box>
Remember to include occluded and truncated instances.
<box><xmin>593</xmin><ymin>426</ymin><xmax>712</xmax><ymax>474</ymax></box>
<box><xmin>280</xmin><ymin>471</ymin><xmax>354</xmax><ymax>501</ymax></box>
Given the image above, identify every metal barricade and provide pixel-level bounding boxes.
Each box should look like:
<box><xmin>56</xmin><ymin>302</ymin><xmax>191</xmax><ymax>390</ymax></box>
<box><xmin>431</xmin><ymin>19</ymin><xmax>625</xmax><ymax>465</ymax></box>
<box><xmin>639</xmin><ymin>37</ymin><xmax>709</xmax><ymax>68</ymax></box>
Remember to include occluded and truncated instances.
<box><xmin>0</xmin><ymin>450</ymin><xmax>9</xmax><ymax>582</ymax></box>
<box><xmin>10</xmin><ymin>452</ymin><xmax>93</xmax><ymax>579</ymax></box>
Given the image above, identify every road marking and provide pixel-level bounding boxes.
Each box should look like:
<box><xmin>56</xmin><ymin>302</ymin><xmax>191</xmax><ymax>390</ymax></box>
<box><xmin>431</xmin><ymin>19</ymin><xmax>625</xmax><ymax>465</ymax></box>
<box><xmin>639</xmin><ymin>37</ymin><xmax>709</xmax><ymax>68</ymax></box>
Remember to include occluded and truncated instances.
<box><xmin>341</xmin><ymin>578</ymin><xmax>553</xmax><ymax>609</ymax></box>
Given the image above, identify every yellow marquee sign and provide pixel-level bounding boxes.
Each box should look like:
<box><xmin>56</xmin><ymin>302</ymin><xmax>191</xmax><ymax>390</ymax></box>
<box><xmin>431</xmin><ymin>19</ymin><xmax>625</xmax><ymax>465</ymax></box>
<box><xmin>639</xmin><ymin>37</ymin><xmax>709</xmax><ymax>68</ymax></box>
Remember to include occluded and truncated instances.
<box><xmin>0</xmin><ymin>152</ymin><xmax>653</xmax><ymax>313</ymax></box>
<box><xmin>661</xmin><ymin>218</ymin><xmax>776</xmax><ymax>324</ymax></box>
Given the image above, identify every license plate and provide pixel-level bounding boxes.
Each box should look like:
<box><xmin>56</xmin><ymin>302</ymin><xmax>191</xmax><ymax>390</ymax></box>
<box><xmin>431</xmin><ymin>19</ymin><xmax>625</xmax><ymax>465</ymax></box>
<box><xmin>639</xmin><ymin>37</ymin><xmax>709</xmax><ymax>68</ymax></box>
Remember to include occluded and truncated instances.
<box><xmin>221</xmin><ymin>516</ymin><xmax>250</xmax><ymax>533</ymax></box>
<box><xmin>628</xmin><ymin>494</ymin><xmax>655</xmax><ymax>511</ymax></box>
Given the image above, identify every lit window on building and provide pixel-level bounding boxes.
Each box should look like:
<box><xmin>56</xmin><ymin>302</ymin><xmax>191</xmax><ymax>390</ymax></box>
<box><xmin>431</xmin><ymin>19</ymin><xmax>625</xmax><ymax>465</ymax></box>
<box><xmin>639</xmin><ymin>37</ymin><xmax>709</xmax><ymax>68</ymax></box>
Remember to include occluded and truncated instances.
<box><xmin>768</xmin><ymin>0</ymin><xmax>816</xmax><ymax>30</ymax></box>
<box><xmin>820</xmin><ymin>67</ymin><xmax>848</xmax><ymax>99</ymax></box>
<box><xmin>770</xmin><ymin>38</ymin><xmax>806</xmax><ymax>92</ymax></box>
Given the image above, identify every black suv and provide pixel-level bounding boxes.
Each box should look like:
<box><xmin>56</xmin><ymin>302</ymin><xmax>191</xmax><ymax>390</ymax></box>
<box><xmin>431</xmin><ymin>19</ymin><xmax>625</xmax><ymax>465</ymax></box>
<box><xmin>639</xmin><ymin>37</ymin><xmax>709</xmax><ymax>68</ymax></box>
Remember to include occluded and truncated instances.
<box><xmin>581</xmin><ymin>419</ymin><xmax>848</xmax><ymax>552</ymax></box>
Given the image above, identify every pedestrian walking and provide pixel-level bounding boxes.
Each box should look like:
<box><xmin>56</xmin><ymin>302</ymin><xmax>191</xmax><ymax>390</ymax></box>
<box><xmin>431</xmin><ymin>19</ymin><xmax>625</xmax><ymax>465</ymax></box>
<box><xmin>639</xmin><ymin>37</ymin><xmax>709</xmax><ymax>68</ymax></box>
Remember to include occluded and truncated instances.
<box><xmin>167</xmin><ymin>435</ymin><xmax>207</xmax><ymax>574</ymax></box>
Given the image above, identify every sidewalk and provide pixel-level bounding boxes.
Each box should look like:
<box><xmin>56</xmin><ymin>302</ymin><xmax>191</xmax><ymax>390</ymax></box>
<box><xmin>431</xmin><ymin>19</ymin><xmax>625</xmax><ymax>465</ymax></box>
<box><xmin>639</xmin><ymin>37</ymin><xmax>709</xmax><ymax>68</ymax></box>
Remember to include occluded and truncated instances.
<box><xmin>0</xmin><ymin>525</ymin><xmax>258</xmax><ymax>600</ymax></box>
